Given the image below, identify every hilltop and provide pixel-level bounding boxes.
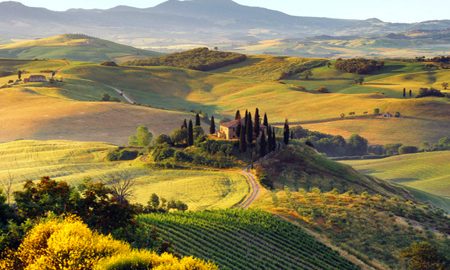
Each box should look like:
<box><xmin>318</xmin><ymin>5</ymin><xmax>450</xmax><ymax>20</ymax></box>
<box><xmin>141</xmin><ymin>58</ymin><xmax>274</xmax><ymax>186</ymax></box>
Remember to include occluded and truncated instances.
<box><xmin>0</xmin><ymin>1</ymin><xmax>450</xmax><ymax>56</ymax></box>
<box><xmin>0</xmin><ymin>34</ymin><xmax>160</xmax><ymax>62</ymax></box>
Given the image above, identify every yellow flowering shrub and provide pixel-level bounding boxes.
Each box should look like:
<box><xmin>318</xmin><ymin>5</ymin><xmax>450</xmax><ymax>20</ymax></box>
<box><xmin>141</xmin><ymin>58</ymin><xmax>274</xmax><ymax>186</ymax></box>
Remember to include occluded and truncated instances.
<box><xmin>1</xmin><ymin>216</ymin><xmax>217</xmax><ymax>270</ymax></box>
<box><xmin>95</xmin><ymin>250</ymin><xmax>218</xmax><ymax>270</ymax></box>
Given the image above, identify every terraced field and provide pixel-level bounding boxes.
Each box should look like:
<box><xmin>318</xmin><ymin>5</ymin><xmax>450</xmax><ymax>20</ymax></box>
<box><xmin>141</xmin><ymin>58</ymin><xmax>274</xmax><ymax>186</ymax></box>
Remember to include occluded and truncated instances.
<box><xmin>0</xmin><ymin>140</ymin><xmax>249</xmax><ymax>210</ymax></box>
<box><xmin>138</xmin><ymin>210</ymin><xmax>358</xmax><ymax>270</ymax></box>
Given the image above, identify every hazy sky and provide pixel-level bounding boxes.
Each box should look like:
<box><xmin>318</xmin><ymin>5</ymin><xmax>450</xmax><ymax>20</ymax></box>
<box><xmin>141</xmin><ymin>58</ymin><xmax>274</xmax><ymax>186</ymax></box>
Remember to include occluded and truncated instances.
<box><xmin>9</xmin><ymin>0</ymin><xmax>450</xmax><ymax>23</ymax></box>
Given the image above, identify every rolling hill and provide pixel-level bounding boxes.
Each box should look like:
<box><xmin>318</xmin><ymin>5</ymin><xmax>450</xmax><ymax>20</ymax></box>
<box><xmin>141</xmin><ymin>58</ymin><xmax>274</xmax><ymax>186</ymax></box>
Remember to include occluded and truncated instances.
<box><xmin>0</xmin><ymin>1</ymin><xmax>449</xmax><ymax>56</ymax></box>
<box><xmin>0</xmin><ymin>140</ymin><xmax>249</xmax><ymax>210</ymax></box>
<box><xmin>342</xmin><ymin>151</ymin><xmax>450</xmax><ymax>208</ymax></box>
<box><xmin>0</xmin><ymin>34</ymin><xmax>160</xmax><ymax>62</ymax></box>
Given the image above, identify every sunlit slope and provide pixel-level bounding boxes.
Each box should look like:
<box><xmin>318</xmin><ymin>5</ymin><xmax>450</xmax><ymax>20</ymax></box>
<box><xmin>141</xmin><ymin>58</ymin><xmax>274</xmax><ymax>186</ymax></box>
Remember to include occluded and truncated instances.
<box><xmin>0</xmin><ymin>89</ymin><xmax>194</xmax><ymax>145</ymax></box>
<box><xmin>0</xmin><ymin>34</ymin><xmax>159</xmax><ymax>62</ymax></box>
<box><xmin>342</xmin><ymin>151</ymin><xmax>450</xmax><ymax>198</ymax></box>
<box><xmin>0</xmin><ymin>140</ymin><xmax>249</xmax><ymax>210</ymax></box>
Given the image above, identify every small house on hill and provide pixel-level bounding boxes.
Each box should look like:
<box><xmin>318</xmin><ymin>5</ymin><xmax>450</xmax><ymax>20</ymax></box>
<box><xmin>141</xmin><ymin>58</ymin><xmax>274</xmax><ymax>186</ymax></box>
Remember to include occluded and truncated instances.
<box><xmin>218</xmin><ymin>119</ymin><xmax>242</xmax><ymax>140</ymax></box>
<box><xmin>24</xmin><ymin>75</ymin><xmax>47</xmax><ymax>83</ymax></box>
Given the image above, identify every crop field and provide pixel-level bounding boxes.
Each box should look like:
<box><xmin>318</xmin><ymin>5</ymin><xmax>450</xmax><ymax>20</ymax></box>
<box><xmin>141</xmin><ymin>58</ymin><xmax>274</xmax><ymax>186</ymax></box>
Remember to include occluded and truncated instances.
<box><xmin>138</xmin><ymin>209</ymin><xmax>358</xmax><ymax>270</ymax></box>
<box><xmin>0</xmin><ymin>140</ymin><xmax>249</xmax><ymax>210</ymax></box>
<box><xmin>342</xmin><ymin>151</ymin><xmax>450</xmax><ymax>199</ymax></box>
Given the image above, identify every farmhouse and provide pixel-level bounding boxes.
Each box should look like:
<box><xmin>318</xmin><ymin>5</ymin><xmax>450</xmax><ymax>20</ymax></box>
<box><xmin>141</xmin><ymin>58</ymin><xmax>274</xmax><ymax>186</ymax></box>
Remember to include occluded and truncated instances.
<box><xmin>24</xmin><ymin>75</ymin><xmax>47</xmax><ymax>83</ymax></box>
<box><xmin>218</xmin><ymin>119</ymin><xmax>242</xmax><ymax>140</ymax></box>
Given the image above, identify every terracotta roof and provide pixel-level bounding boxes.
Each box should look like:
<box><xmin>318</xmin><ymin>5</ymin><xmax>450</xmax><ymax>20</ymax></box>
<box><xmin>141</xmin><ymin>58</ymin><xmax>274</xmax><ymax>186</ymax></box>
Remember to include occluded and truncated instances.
<box><xmin>220</xmin><ymin>119</ymin><xmax>242</xmax><ymax>128</ymax></box>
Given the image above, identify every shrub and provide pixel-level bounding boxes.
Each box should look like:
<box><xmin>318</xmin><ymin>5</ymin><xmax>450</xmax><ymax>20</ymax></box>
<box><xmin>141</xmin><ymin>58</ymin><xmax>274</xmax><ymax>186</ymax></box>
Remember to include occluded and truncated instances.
<box><xmin>153</xmin><ymin>134</ymin><xmax>172</xmax><ymax>146</ymax></box>
<box><xmin>399</xmin><ymin>146</ymin><xmax>419</xmax><ymax>155</ymax></box>
<box><xmin>152</xmin><ymin>144</ymin><xmax>175</xmax><ymax>162</ymax></box>
<box><xmin>171</xmin><ymin>129</ymin><xmax>188</xmax><ymax>146</ymax></box>
<box><xmin>416</xmin><ymin>88</ymin><xmax>445</xmax><ymax>98</ymax></box>
<box><xmin>174</xmin><ymin>150</ymin><xmax>193</xmax><ymax>163</ymax></box>
<box><xmin>101</xmin><ymin>61</ymin><xmax>118</xmax><ymax>67</ymax></box>
<box><xmin>107</xmin><ymin>149</ymin><xmax>139</xmax><ymax>161</ymax></box>
<box><xmin>335</xmin><ymin>58</ymin><xmax>384</xmax><ymax>74</ymax></box>
<box><xmin>102</xmin><ymin>93</ymin><xmax>111</xmax><ymax>101</ymax></box>
<box><xmin>316</xmin><ymin>87</ymin><xmax>330</xmax><ymax>93</ymax></box>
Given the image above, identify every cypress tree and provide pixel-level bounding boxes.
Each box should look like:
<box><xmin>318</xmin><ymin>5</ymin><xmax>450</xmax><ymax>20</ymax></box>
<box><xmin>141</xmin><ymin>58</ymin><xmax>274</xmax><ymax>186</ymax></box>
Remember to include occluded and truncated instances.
<box><xmin>291</xmin><ymin>131</ymin><xmax>294</xmax><ymax>140</ymax></box>
<box><xmin>283</xmin><ymin>119</ymin><xmax>290</xmax><ymax>145</ymax></box>
<box><xmin>239</xmin><ymin>124</ymin><xmax>247</xmax><ymax>152</ymax></box>
<box><xmin>403</xmin><ymin>88</ymin><xmax>406</xmax><ymax>98</ymax></box>
<box><xmin>409</xmin><ymin>89</ymin><xmax>413</xmax><ymax>97</ymax></box>
<box><xmin>210</xmin><ymin>116</ymin><xmax>216</xmax><ymax>134</ymax></box>
<box><xmin>188</xmin><ymin>120</ymin><xmax>194</xmax><ymax>146</ymax></box>
<box><xmin>259</xmin><ymin>130</ymin><xmax>267</xmax><ymax>157</ymax></box>
<box><xmin>267</xmin><ymin>125</ymin><xmax>273</xmax><ymax>152</ymax></box>
<box><xmin>271</xmin><ymin>127</ymin><xmax>277</xmax><ymax>151</ymax></box>
<box><xmin>246</xmin><ymin>112</ymin><xmax>253</xmax><ymax>146</ymax></box>
<box><xmin>235</xmin><ymin>110</ymin><xmax>241</xmax><ymax>120</ymax></box>
<box><xmin>181</xmin><ymin>119</ymin><xmax>188</xmax><ymax>129</ymax></box>
<box><xmin>254</xmin><ymin>108</ymin><xmax>260</xmax><ymax>136</ymax></box>
<box><xmin>195</xmin><ymin>113</ymin><xmax>201</xmax><ymax>126</ymax></box>
<box><xmin>236</xmin><ymin>121</ymin><xmax>242</xmax><ymax>137</ymax></box>
<box><xmin>263</xmin><ymin>113</ymin><xmax>269</xmax><ymax>127</ymax></box>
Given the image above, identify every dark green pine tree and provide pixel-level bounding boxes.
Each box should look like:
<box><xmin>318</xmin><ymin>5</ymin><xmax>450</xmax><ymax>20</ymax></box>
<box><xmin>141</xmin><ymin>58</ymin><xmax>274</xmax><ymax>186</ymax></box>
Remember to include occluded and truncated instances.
<box><xmin>210</xmin><ymin>116</ymin><xmax>216</xmax><ymax>134</ymax></box>
<box><xmin>267</xmin><ymin>125</ymin><xmax>273</xmax><ymax>152</ymax></box>
<box><xmin>259</xmin><ymin>130</ymin><xmax>267</xmax><ymax>157</ymax></box>
<box><xmin>236</xmin><ymin>121</ymin><xmax>242</xmax><ymax>138</ymax></box>
<box><xmin>239</xmin><ymin>124</ymin><xmax>247</xmax><ymax>153</ymax></box>
<box><xmin>246</xmin><ymin>112</ymin><xmax>253</xmax><ymax>146</ymax></box>
<box><xmin>283</xmin><ymin>119</ymin><xmax>290</xmax><ymax>145</ymax></box>
<box><xmin>181</xmin><ymin>119</ymin><xmax>188</xmax><ymax>129</ymax></box>
<box><xmin>188</xmin><ymin>120</ymin><xmax>194</xmax><ymax>146</ymax></box>
<box><xmin>235</xmin><ymin>110</ymin><xmax>241</xmax><ymax>120</ymax></box>
<box><xmin>409</xmin><ymin>89</ymin><xmax>413</xmax><ymax>97</ymax></box>
<box><xmin>254</xmin><ymin>108</ymin><xmax>260</xmax><ymax>136</ymax></box>
<box><xmin>195</xmin><ymin>113</ymin><xmax>201</xmax><ymax>126</ymax></box>
<box><xmin>403</xmin><ymin>88</ymin><xmax>406</xmax><ymax>98</ymax></box>
<box><xmin>263</xmin><ymin>113</ymin><xmax>269</xmax><ymax>127</ymax></box>
<box><xmin>271</xmin><ymin>127</ymin><xmax>277</xmax><ymax>151</ymax></box>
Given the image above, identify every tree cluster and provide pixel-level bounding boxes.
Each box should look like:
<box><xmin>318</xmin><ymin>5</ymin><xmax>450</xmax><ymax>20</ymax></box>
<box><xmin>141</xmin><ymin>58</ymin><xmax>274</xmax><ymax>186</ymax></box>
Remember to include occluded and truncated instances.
<box><xmin>416</xmin><ymin>88</ymin><xmax>446</xmax><ymax>98</ymax></box>
<box><xmin>335</xmin><ymin>58</ymin><xmax>385</xmax><ymax>74</ymax></box>
<box><xmin>126</xmin><ymin>47</ymin><xmax>247</xmax><ymax>71</ymax></box>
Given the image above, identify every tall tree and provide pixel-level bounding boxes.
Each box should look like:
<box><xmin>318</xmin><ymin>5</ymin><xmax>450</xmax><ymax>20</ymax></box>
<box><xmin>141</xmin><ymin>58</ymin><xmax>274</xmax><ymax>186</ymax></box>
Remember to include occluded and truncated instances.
<box><xmin>235</xmin><ymin>110</ymin><xmax>241</xmax><ymax>120</ymax></box>
<box><xmin>236</xmin><ymin>121</ymin><xmax>242</xmax><ymax>138</ymax></box>
<box><xmin>254</xmin><ymin>108</ymin><xmax>260</xmax><ymax>136</ymax></box>
<box><xmin>263</xmin><ymin>113</ymin><xmax>269</xmax><ymax>127</ymax></box>
<box><xmin>209</xmin><ymin>116</ymin><xmax>216</xmax><ymax>134</ymax></box>
<box><xmin>403</xmin><ymin>88</ymin><xmax>406</xmax><ymax>98</ymax></box>
<box><xmin>267</xmin><ymin>125</ymin><xmax>273</xmax><ymax>152</ymax></box>
<box><xmin>195</xmin><ymin>113</ymin><xmax>201</xmax><ymax>126</ymax></box>
<box><xmin>409</xmin><ymin>89</ymin><xmax>413</xmax><ymax>97</ymax></box>
<box><xmin>18</xmin><ymin>70</ymin><xmax>22</xmax><ymax>80</ymax></box>
<box><xmin>181</xmin><ymin>119</ymin><xmax>188</xmax><ymax>129</ymax></box>
<box><xmin>283</xmin><ymin>119</ymin><xmax>290</xmax><ymax>145</ymax></box>
<box><xmin>246</xmin><ymin>112</ymin><xmax>253</xmax><ymax>146</ymax></box>
<box><xmin>188</xmin><ymin>120</ymin><xmax>194</xmax><ymax>146</ymax></box>
<box><xmin>259</xmin><ymin>130</ymin><xmax>267</xmax><ymax>157</ymax></box>
<box><xmin>271</xmin><ymin>127</ymin><xmax>277</xmax><ymax>151</ymax></box>
<box><xmin>239</xmin><ymin>124</ymin><xmax>247</xmax><ymax>153</ymax></box>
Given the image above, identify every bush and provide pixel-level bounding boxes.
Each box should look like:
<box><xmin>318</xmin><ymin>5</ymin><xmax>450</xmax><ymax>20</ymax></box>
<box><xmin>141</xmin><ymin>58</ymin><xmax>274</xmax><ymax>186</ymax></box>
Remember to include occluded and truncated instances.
<box><xmin>335</xmin><ymin>58</ymin><xmax>384</xmax><ymax>74</ymax></box>
<box><xmin>107</xmin><ymin>149</ymin><xmax>139</xmax><ymax>161</ymax></box>
<box><xmin>153</xmin><ymin>134</ymin><xmax>172</xmax><ymax>146</ymax></box>
<box><xmin>152</xmin><ymin>144</ymin><xmax>175</xmax><ymax>162</ymax></box>
<box><xmin>399</xmin><ymin>146</ymin><xmax>419</xmax><ymax>155</ymax></box>
<box><xmin>101</xmin><ymin>61</ymin><xmax>118</xmax><ymax>67</ymax></box>
<box><xmin>129</xmin><ymin>126</ymin><xmax>153</xmax><ymax>147</ymax></box>
<box><xmin>416</xmin><ymin>88</ymin><xmax>445</xmax><ymax>98</ymax></box>
<box><xmin>174</xmin><ymin>150</ymin><xmax>193</xmax><ymax>163</ymax></box>
<box><xmin>316</xmin><ymin>87</ymin><xmax>330</xmax><ymax>93</ymax></box>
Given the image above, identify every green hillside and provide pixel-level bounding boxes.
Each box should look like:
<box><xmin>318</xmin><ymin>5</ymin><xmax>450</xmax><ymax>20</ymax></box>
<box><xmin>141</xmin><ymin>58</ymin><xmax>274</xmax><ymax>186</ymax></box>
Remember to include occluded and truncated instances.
<box><xmin>0</xmin><ymin>34</ymin><xmax>160</xmax><ymax>62</ymax></box>
<box><xmin>138</xmin><ymin>209</ymin><xmax>358</xmax><ymax>270</ymax></box>
<box><xmin>342</xmin><ymin>151</ymin><xmax>450</xmax><ymax>210</ymax></box>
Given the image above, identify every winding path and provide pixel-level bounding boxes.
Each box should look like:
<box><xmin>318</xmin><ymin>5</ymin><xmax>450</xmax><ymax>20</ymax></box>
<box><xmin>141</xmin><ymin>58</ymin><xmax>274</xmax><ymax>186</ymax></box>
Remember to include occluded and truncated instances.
<box><xmin>108</xmin><ymin>86</ymin><xmax>136</xmax><ymax>104</ymax></box>
<box><xmin>238</xmin><ymin>167</ymin><xmax>260</xmax><ymax>209</ymax></box>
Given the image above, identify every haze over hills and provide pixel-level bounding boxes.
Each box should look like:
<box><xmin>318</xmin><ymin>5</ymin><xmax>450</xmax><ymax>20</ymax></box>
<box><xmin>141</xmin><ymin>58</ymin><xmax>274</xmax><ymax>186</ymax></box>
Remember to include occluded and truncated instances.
<box><xmin>0</xmin><ymin>0</ymin><xmax>449</xmax><ymax>57</ymax></box>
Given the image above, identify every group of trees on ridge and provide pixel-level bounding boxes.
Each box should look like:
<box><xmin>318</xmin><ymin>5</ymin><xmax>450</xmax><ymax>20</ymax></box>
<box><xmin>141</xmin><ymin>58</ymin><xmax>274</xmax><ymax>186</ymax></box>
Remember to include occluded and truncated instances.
<box><xmin>126</xmin><ymin>47</ymin><xmax>247</xmax><ymax>71</ymax></box>
<box><xmin>335</xmin><ymin>58</ymin><xmax>385</xmax><ymax>74</ymax></box>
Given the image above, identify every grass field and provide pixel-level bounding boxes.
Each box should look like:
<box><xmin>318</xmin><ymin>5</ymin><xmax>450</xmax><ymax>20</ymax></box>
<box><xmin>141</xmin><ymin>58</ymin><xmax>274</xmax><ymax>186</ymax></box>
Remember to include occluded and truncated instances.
<box><xmin>342</xmin><ymin>151</ymin><xmax>450</xmax><ymax>199</ymax></box>
<box><xmin>0</xmin><ymin>140</ymin><xmax>249</xmax><ymax>210</ymax></box>
<box><xmin>138</xmin><ymin>210</ymin><xmax>358</xmax><ymax>270</ymax></box>
<box><xmin>0</xmin><ymin>55</ymin><xmax>449</xmax><ymax>146</ymax></box>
